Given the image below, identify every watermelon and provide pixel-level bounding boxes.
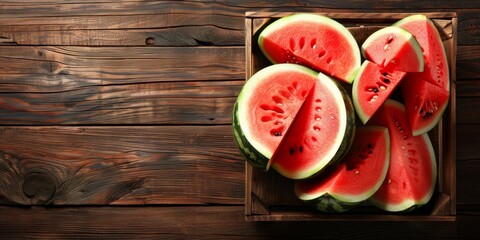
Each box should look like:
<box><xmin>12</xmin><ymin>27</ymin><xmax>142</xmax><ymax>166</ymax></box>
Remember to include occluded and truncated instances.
<box><xmin>362</xmin><ymin>26</ymin><xmax>424</xmax><ymax>72</ymax></box>
<box><xmin>295</xmin><ymin>126</ymin><xmax>390</xmax><ymax>212</ymax></box>
<box><xmin>401</xmin><ymin>75</ymin><xmax>450</xmax><ymax>136</ymax></box>
<box><xmin>352</xmin><ymin>60</ymin><xmax>406</xmax><ymax>124</ymax></box>
<box><xmin>232</xmin><ymin>64</ymin><xmax>317</xmax><ymax>170</ymax></box>
<box><xmin>368</xmin><ymin>100</ymin><xmax>437</xmax><ymax>212</ymax></box>
<box><xmin>395</xmin><ymin>14</ymin><xmax>450</xmax><ymax>91</ymax></box>
<box><xmin>271</xmin><ymin>73</ymin><xmax>356</xmax><ymax>179</ymax></box>
<box><xmin>258</xmin><ymin>13</ymin><xmax>361</xmax><ymax>83</ymax></box>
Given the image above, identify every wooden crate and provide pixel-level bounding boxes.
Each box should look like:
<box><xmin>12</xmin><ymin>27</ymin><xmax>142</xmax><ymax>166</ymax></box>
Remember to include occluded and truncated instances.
<box><xmin>245</xmin><ymin>12</ymin><xmax>457</xmax><ymax>221</ymax></box>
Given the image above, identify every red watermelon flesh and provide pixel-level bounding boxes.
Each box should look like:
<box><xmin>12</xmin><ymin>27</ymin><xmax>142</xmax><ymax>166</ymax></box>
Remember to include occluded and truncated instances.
<box><xmin>395</xmin><ymin>14</ymin><xmax>450</xmax><ymax>91</ymax></box>
<box><xmin>368</xmin><ymin>100</ymin><xmax>437</xmax><ymax>212</ymax></box>
<box><xmin>295</xmin><ymin>126</ymin><xmax>390</xmax><ymax>213</ymax></box>
<box><xmin>234</xmin><ymin>64</ymin><xmax>317</xmax><ymax>169</ymax></box>
<box><xmin>271</xmin><ymin>73</ymin><xmax>355</xmax><ymax>180</ymax></box>
<box><xmin>401</xmin><ymin>75</ymin><xmax>450</xmax><ymax>136</ymax></box>
<box><xmin>258</xmin><ymin>13</ymin><xmax>361</xmax><ymax>84</ymax></box>
<box><xmin>362</xmin><ymin>26</ymin><xmax>424</xmax><ymax>72</ymax></box>
<box><xmin>352</xmin><ymin>60</ymin><xmax>406</xmax><ymax>124</ymax></box>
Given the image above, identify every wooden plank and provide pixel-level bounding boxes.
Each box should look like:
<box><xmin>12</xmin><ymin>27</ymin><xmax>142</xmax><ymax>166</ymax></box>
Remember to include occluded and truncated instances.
<box><xmin>457</xmin><ymin>45</ymin><xmax>480</xmax><ymax>80</ymax></box>
<box><xmin>0</xmin><ymin>25</ymin><xmax>243</xmax><ymax>47</ymax></box>
<box><xmin>457</xmin><ymin>80</ymin><xmax>480</xmax><ymax>97</ymax></box>
<box><xmin>457</xmin><ymin>124</ymin><xmax>480</xmax><ymax>161</ymax></box>
<box><xmin>457</xmin><ymin>9</ymin><xmax>480</xmax><ymax>45</ymax></box>
<box><xmin>457</xmin><ymin>97</ymin><xmax>480</xmax><ymax>124</ymax></box>
<box><xmin>457</xmin><ymin>158</ymin><xmax>480</xmax><ymax>205</ymax></box>
<box><xmin>0</xmin><ymin>81</ymin><xmax>241</xmax><ymax>125</ymax></box>
<box><xmin>0</xmin><ymin>126</ymin><xmax>244</xmax><ymax>205</ymax></box>
<box><xmin>0</xmin><ymin>205</ymin><xmax>478</xmax><ymax>239</ymax></box>
<box><xmin>0</xmin><ymin>46</ymin><xmax>244</xmax><ymax>82</ymax></box>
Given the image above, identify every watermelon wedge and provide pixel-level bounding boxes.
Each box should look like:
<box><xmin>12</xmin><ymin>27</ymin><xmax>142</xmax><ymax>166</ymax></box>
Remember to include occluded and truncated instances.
<box><xmin>401</xmin><ymin>75</ymin><xmax>450</xmax><ymax>136</ymax></box>
<box><xmin>362</xmin><ymin>26</ymin><xmax>424</xmax><ymax>72</ymax></box>
<box><xmin>295</xmin><ymin>126</ymin><xmax>390</xmax><ymax>212</ymax></box>
<box><xmin>232</xmin><ymin>64</ymin><xmax>317</xmax><ymax>170</ymax></box>
<box><xmin>368</xmin><ymin>100</ymin><xmax>437</xmax><ymax>212</ymax></box>
<box><xmin>271</xmin><ymin>73</ymin><xmax>356</xmax><ymax>179</ymax></box>
<box><xmin>395</xmin><ymin>14</ymin><xmax>450</xmax><ymax>91</ymax></box>
<box><xmin>258</xmin><ymin>13</ymin><xmax>361</xmax><ymax>83</ymax></box>
<box><xmin>352</xmin><ymin>60</ymin><xmax>406</xmax><ymax>124</ymax></box>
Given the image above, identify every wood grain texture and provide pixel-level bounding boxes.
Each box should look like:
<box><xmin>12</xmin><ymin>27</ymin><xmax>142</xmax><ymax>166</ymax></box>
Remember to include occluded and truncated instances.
<box><xmin>0</xmin><ymin>126</ymin><xmax>244</xmax><ymax>205</ymax></box>
<box><xmin>0</xmin><ymin>205</ymin><xmax>478</xmax><ymax>239</ymax></box>
<box><xmin>457</xmin><ymin>45</ymin><xmax>480</xmax><ymax>79</ymax></box>
<box><xmin>0</xmin><ymin>80</ymin><xmax>241</xmax><ymax>125</ymax></box>
<box><xmin>457</xmin><ymin>9</ymin><xmax>480</xmax><ymax>45</ymax></box>
<box><xmin>0</xmin><ymin>11</ymin><xmax>245</xmax><ymax>46</ymax></box>
<box><xmin>0</xmin><ymin>46</ymin><xmax>244</xmax><ymax>82</ymax></box>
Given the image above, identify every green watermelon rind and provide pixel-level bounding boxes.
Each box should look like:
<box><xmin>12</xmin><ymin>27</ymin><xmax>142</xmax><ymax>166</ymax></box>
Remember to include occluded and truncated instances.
<box><xmin>307</xmin><ymin>194</ymin><xmax>361</xmax><ymax>213</ymax></box>
<box><xmin>258</xmin><ymin>13</ymin><xmax>361</xmax><ymax>83</ymax></box>
<box><xmin>361</xmin><ymin>26</ymin><xmax>424</xmax><ymax>72</ymax></box>
<box><xmin>272</xmin><ymin>72</ymin><xmax>356</xmax><ymax>180</ymax></box>
<box><xmin>368</xmin><ymin>100</ymin><xmax>438</xmax><ymax>212</ymax></box>
<box><xmin>394</xmin><ymin>14</ymin><xmax>450</xmax><ymax>91</ymax></box>
<box><xmin>232</xmin><ymin>103</ymin><xmax>270</xmax><ymax>169</ymax></box>
<box><xmin>232</xmin><ymin>64</ymin><xmax>319</xmax><ymax>170</ymax></box>
<box><xmin>295</xmin><ymin>126</ymin><xmax>390</xmax><ymax>212</ymax></box>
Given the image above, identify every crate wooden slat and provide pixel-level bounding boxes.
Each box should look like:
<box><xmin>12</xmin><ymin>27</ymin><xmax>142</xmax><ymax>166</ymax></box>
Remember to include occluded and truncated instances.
<box><xmin>245</xmin><ymin>12</ymin><xmax>457</xmax><ymax>221</ymax></box>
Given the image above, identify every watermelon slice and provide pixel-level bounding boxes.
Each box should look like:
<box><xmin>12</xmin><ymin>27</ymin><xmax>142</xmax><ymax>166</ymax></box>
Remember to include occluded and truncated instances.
<box><xmin>295</xmin><ymin>126</ymin><xmax>390</xmax><ymax>212</ymax></box>
<box><xmin>401</xmin><ymin>75</ymin><xmax>450</xmax><ymax>136</ymax></box>
<box><xmin>362</xmin><ymin>26</ymin><xmax>424</xmax><ymax>72</ymax></box>
<box><xmin>368</xmin><ymin>100</ymin><xmax>437</xmax><ymax>212</ymax></box>
<box><xmin>395</xmin><ymin>14</ymin><xmax>450</xmax><ymax>91</ymax></box>
<box><xmin>232</xmin><ymin>64</ymin><xmax>317</xmax><ymax>170</ymax></box>
<box><xmin>258</xmin><ymin>13</ymin><xmax>361</xmax><ymax>83</ymax></box>
<box><xmin>352</xmin><ymin>60</ymin><xmax>406</xmax><ymax>124</ymax></box>
<box><xmin>271</xmin><ymin>73</ymin><xmax>356</xmax><ymax>179</ymax></box>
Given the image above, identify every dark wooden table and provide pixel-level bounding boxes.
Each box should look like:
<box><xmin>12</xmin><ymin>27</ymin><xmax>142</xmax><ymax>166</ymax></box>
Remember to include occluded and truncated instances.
<box><xmin>0</xmin><ymin>1</ymin><xmax>478</xmax><ymax>239</ymax></box>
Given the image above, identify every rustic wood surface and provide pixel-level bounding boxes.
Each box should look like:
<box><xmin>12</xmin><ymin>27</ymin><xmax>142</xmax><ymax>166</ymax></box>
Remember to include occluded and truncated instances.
<box><xmin>0</xmin><ymin>0</ymin><xmax>479</xmax><ymax>239</ymax></box>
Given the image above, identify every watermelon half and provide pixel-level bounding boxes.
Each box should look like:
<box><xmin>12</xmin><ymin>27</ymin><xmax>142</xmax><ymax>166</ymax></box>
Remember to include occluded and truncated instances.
<box><xmin>271</xmin><ymin>73</ymin><xmax>356</xmax><ymax>179</ymax></box>
<box><xmin>362</xmin><ymin>26</ymin><xmax>424</xmax><ymax>72</ymax></box>
<box><xmin>232</xmin><ymin>64</ymin><xmax>317</xmax><ymax>170</ymax></box>
<box><xmin>258</xmin><ymin>13</ymin><xmax>361</xmax><ymax>83</ymax></box>
<box><xmin>295</xmin><ymin>126</ymin><xmax>390</xmax><ymax>212</ymax></box>
<box><xmin>401</xmin><ymin>75</ymin><xmax>450</xmax><ymax>136</ymax></box>
<box><xmin>395</xmin><ymin>14</ymin><xmax>450</xmax><ymax>91</ymax></box>
<box><xmin>368</xmin><ymin>100</ymin><xmax>437</xmax><ymax>212</ymax></box>
<box><xmin>352</xmin><ymin>60</ymin><xmax>406</xmax><ymax>124</ymax></box>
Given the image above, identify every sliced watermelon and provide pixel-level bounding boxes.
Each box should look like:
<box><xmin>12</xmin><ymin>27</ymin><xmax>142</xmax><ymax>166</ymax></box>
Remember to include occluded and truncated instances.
<box><xmin>258</xmin><ymin>13</ymin><xmax>361</xmax><ymax>83</ymax></box>
<box><xmin>232</xmin><ymin>64</ymin><xmax>317</xmax><ymax>170</ymax></box>
<box><xmin>295</xmin><ymin>126</ymin><xmax>390</xmax><ymax>212</ymax></box>
<box><xmin>362</xmin><ymin>26</ymin><xmax>424</xmax><ymax>72</ymax></box>
<box><xmin>395</xmin><ymin>14</ymin><xmax>450</xmax><ymax>91</ymax></box>
<box><xmin>271</xmin><ymin>73</ymin><xmax>356</xmax><ymax>180</ymax></box>
<box><xmin>401</xmin><ymin>75</ymin><xmax>449</xmax><ymax>136</ymax></box>
<box><xmin>368</xmin><ymin>100</ymin><xmax>437</xmax><ymax>212</ymax></box>
<box><xmin>352</xmin><ymin>60</ymin><xmax>406</xmax><ymax>124</ymax></box>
